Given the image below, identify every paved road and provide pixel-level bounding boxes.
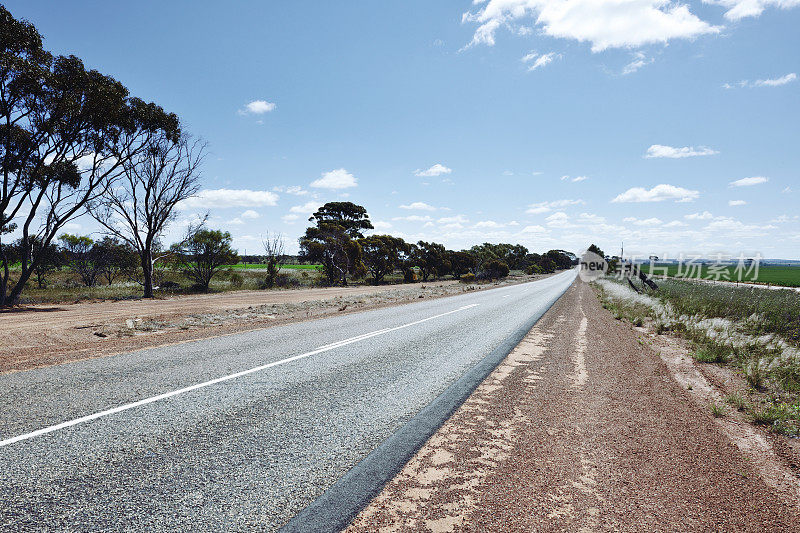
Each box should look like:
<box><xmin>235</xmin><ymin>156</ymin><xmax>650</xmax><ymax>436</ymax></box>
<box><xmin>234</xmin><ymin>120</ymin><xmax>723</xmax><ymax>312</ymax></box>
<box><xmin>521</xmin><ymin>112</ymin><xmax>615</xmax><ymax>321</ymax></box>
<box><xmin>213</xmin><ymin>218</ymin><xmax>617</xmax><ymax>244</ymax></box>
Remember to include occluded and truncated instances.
<box><xmin>0</xmin><ymin>271</ymin><xmax>575</xmax><ymax>531</ymax></box>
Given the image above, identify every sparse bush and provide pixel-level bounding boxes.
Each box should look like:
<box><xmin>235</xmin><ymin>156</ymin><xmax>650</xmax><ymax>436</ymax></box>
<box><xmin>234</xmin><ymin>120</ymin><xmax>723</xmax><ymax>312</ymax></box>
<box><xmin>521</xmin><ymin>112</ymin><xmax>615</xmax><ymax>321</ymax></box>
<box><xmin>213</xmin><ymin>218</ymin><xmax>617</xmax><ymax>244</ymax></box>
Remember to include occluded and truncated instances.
<box><xmin>172</xmin><ymin>228</ymin><xmax>238</xmax><ymax>292</ymax></box>
<box><xmin>694</xmin><ymin>345</ymin><xmax>728</xmax><ymax>364</ymax></box>
<box><xmin>229</xmin><ymin>272</ymin><xmax>244</xmax><ymax>289</ymax></box>
<box><xmin>460</xmin><ymin>272</ymin><xmax>476</xmax><ymax>284</ymax></box>
<box><xmin>725</xmin><ymin>392</ymin><xmax>749</xmax><ymax>411</ymax></box>
<box><xmin>744</xmin><ymin>361</ymin><xmax>766</xmax><ymax>390</ymax></box>
<box><xmin>750</xmin><ymin>402</ymin><xmax>795</xmax><ymax>433</ymax></box>
<box><xmin>274</xmin><ymin>273</ymin><xmax>301</xmax><ymax>288</ymax></box>
<box><xmin>710</xmin><ymin>403</ymin><xmax>726</xmax><ymax>418</ymax></box>
<box><xmin>160</xmin><ymin>281</ymin><xmax>181</xmax><ymax>291</ymax></box>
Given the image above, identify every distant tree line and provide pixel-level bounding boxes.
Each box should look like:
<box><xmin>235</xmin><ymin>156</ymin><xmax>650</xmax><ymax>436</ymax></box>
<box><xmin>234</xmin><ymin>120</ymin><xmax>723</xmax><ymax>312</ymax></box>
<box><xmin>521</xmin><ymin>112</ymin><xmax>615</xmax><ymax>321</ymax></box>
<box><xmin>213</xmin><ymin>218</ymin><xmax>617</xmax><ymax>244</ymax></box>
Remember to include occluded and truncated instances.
<box><xmin>298</xmin><ymin>201</ymin><xmax>577</xmax><ymax>286</ymax></box>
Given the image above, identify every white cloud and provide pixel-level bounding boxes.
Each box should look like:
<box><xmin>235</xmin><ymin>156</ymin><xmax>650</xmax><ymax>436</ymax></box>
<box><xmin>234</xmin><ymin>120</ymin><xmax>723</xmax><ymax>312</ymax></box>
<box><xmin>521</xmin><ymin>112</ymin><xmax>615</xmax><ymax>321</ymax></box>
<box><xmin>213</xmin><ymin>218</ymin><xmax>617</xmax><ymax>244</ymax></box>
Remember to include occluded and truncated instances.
<box><xmin>705</xmin><ymin>0</ymin><xmax>800</xmax><ymax>21</ymax></box>
<box><xmin>520</xmin><ymin>224</ymin><xmax>546</xmax><ymax>233</ymax></box>
<box><xmin>664</xmin><ymin>220</ymin><xmax>688</xmax><ymax>227</ymax></box>
<box><xmin>724</xmin><ymin>73</ymin><xmax>798</xmax><ymax>88</ymax></box>
<box><xmin>522</xmin><ymin>51</ymin><xmax>559</xmax><ymax>70</ymax></box>
<box><xmin>273</xmin><ymin>185</ymin><xmax>309</xmax><ymax>196</ymax></box>
<box><xmin>182</xmin><ymin>189</ymin><xmax>279</xmax><ymax>209</ymax></box>
<box><xmin>545</xmin><ymin>211</ymin><xmax>572</xmax><ymax>228</ymax></box>
<box><xmin>475</xmin><ymin>220</ymin><xmax>504</xmax><ymax>228</ymax></box>
<box><xmin>645</xmin><ymin>144</ymin><xmax>718</xmax><ymax>158</ymax></box>
<box><xmin>414</xmin><ymin>164</ymin><xmax>452</xmax><ymax>177</ymax></box>
<box><xmin>612</xmin><ymin>184</ymin><xmax>699</xmax><ymax>203</ymax></box>
<box><xmin>438</xmin><ymin>214</ymin><xmax>469</xmax><ymax>224</ymax></box>
<box><xmin>400</xmin><ymin>202</ymin><xmax>438</xmax><ymax>211</ymax></box>
<box><xmin>526</xmin><ymin>199</ymin><xmax>585</xmax><ymax>214</ymax></box>
<box><xmin>729</xmin><ymin>176</ymin><xmax>768</xmax><ymax>187</ymax></box>
<box><xmin>463</xmin><ymin>0</ymin><xmax>719</xmax><ymax>52</ymax></box>
<box><xmin>310</xmin><ymin>168</ymin><xmax>358</xmax><ymax>189</ymax></box>
<box><xmin>685</xmin><ymin>211</ymin><xmax>713</xmax><ymax>220</ymax></box>
<box><xmin>373</xmin><ymin>221</ymin><xmax>393</xmax><ymax>230</ymax></box>
<box><xmin>771</xmin><ymin>214</ymin><xmax>799</xmax><ymax>223</ymax></box>
<box><xmin>281</xmin><ymin>214</ymin><xmax>300</xmax><ymax>223</ymax></box>
<box><xmin>392</xmin><ymin>215</ymin><xmax>434</xmax><ymax>222</ymax></box>
<box><xmin>239</xmin><ymin>100</ymin><xmax>276</xmax><ymax>115</ymax></box>
<box><xmin>241</xmin><ymin>210</ymin><xmax>260</xmax><ymax>219</ymax></box>
<box><xmin>623</xmin><ymin>216</ymin><xmax>664</xmax><ymax>226</ymax></box>
<box><xmin>703</xmin><ymin>216</ymin><xmax>776</xmax><ymax>237</ymax></box>
<box><xmin>754</xmin><ymin>72</ymin><xmax>798</xmax><ymax>86</ymax></box>
<box><xmin>622</xmin><ymin>52</ymin><xmax>654</xmax><ymax>75</ymax></box>
<box><xmin>571</xmin><ymin>176</ymin><xmax>589</xmax><ymax>182</ymax></box>
<box><xmin>729</xmin><ymin>199</ymin><xmax>747</xmax><ymax>206</ymax></box>
<box><xmin>289</xmin><ymin>201</ymin><xmax>320</xmax><ymax>214</ymax></box>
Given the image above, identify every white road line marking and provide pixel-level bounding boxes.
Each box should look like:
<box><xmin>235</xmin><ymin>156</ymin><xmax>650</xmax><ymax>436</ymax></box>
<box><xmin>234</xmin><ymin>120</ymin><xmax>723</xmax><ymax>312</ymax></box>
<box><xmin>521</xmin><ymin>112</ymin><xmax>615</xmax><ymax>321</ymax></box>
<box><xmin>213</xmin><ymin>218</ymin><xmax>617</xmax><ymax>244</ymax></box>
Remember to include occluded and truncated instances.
<box><xmin>0</xmin><ymin>304</ymin><xmax>480</xmax><ymax>449</ymax></box>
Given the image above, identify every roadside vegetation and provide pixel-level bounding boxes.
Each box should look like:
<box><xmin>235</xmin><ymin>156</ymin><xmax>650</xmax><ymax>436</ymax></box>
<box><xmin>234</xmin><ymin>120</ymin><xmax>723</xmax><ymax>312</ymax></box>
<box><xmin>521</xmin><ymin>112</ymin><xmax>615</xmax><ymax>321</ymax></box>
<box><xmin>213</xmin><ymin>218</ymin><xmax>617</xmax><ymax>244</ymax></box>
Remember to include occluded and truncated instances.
<box><xmin>596</xmin><ymin>276</ymin><xmax>800</xmax><ymax>436</ymax></box>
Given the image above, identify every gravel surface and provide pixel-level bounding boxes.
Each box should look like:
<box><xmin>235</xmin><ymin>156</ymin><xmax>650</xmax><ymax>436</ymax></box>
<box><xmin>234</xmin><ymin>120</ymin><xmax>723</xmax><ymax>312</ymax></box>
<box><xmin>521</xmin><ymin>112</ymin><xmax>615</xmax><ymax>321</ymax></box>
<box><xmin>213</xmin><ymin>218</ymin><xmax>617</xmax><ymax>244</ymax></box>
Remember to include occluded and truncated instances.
<box><xmin>0</xmin><ymin>272</ymin><xmax>575</xmax><ymax>530</ymax></box>
<box><xmin>0</xmin><ymin>276</ymin><xmax>547</xmax><ymax>374</ymax></box>
<box><xmin>348</xmin><ymin>280</ymin><xmax>800</xmax><ymax>531</ymax></box>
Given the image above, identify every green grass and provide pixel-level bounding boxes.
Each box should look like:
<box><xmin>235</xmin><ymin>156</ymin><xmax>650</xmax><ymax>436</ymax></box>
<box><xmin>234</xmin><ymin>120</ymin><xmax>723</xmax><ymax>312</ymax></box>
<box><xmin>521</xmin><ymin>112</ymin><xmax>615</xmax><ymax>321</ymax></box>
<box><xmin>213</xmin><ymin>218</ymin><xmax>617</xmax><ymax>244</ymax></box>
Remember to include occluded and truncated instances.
<box><xmin>725</xmin><ymin>392</ymin><xmax>750</xmax><ymax>412</ymax></box>
<box><xmin>641</xmin><ymin>264</ymin><xmax>800</xmax><ymax>287</ymax></box>
<box><xmin>709</xmin><ymin>403</ymin><xmax>727</xmax><ymax>418</ymax></box>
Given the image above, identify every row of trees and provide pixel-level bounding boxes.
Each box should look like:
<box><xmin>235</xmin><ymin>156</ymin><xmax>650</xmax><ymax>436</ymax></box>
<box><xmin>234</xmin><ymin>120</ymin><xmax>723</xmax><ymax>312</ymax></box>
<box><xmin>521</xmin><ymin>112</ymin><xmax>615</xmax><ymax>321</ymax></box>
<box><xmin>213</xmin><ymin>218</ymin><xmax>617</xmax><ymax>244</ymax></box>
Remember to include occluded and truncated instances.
<box><xmin>4</xmin><ymin>226</ymin><xmax>238</xmax><ymax>293</ymax></box>
<box><xmin>299</xmin><ymin>202</ymin><xmax>577</xmax><ymax>286</ymax></box>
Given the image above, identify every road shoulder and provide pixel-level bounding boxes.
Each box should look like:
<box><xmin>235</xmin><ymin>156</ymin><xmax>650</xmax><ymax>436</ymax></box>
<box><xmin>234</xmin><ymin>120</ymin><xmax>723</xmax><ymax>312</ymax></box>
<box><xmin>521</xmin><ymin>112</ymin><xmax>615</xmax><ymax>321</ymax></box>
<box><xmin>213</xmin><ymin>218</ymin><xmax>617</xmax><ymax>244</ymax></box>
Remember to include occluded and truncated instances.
<box><xmin>346</xmin><ymin>281</ymin><xmax>800</xmax><ymax>531</ymax></box>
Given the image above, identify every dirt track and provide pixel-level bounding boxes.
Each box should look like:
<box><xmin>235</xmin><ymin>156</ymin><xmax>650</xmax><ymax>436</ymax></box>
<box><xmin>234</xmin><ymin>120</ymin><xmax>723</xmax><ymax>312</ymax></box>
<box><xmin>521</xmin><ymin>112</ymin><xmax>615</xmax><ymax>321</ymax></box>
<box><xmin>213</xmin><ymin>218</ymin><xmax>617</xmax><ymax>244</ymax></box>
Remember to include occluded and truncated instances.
<box><xmin>348</xmin><ymin>281</ymin><xmax>800</xmax><ymax>531</ymax></box>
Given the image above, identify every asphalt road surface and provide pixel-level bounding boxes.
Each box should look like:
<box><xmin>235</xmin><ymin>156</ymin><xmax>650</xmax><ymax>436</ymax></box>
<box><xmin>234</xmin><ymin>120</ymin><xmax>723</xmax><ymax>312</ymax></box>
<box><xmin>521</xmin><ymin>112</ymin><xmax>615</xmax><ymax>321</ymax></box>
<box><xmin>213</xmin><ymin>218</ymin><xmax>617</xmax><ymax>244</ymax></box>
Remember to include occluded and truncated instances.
<box><xmin>0</xmin><ymin>271</ymin><xmax>575</xmax><ymax>531</ymax></box>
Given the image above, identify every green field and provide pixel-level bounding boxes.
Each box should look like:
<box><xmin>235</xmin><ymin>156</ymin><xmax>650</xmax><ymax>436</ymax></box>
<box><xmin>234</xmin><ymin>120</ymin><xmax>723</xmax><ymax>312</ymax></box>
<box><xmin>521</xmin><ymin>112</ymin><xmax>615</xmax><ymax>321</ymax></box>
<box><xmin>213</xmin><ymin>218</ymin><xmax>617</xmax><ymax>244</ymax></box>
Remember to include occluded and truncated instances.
<box><xmin>641</xmin><ymin>264</ymin><xmax>800</xmax><ymax>287</ymax></box>
<box><xmin>227</xmin><ymin>263</ymin><xmax>322</xmax><ymax>271</ymax></box>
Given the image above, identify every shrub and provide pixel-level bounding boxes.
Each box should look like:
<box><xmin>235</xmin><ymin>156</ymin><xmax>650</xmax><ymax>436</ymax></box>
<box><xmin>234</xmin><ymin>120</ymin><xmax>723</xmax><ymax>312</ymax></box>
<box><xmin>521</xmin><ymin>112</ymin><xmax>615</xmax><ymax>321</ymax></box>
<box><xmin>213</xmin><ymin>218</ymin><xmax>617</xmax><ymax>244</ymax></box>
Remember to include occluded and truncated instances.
<box><xmin>483</xmin><ymin>260</ymin><xmax>509</xmax><ymax>280</ymax></box>
<box><xmin>274</xmin><ymin>272</ymin><xmax>301</xmax><ymax>288</ymax></box>
<box><xmin>525</xmin><ymin>264</ymin><xmax>542</xmax><ymax>275</ymax></box>
<box><xmin>460</xmin><ymin>272</ymin><xmax>476</xmax><ymax>283</ymax></box>
<box><xmin>229</xmin><ymin>272</ymin><xmax>244</xmax><ymax>289</ymax></box>
<box><xmin>693</xmin><ymin>345</ymin><xmax>728</xmax><ymax>364</ymax></box>
<box><xmin>744</xmin><ymin>361</ymin><xmax>766</xmax><ymax>390</ymax></box>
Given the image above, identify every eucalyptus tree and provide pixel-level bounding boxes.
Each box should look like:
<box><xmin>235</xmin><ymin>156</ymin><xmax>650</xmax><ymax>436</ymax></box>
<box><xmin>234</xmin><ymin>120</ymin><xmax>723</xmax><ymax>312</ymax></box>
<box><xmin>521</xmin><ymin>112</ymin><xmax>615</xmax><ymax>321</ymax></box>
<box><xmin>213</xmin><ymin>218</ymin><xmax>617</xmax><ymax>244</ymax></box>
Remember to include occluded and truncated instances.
<box><xmin>0</xmin><ymin>6</ymin><xmax>179</xmax><ymax>305</ymax></box>
<box><xmin>90</xmin><ymin>134</ymin><xmax>204</xmax><ymax>297</ymax></box>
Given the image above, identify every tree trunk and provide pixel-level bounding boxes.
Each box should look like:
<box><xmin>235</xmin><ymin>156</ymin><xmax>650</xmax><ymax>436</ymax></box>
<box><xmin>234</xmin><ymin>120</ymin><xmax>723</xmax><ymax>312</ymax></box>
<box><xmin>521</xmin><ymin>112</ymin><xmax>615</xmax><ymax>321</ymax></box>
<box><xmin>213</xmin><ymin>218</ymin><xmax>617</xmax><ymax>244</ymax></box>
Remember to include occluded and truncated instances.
<box><xmin>142</xmin><ymin>250</ymin><xmax>154</xmax><ymax>298</ymax></box>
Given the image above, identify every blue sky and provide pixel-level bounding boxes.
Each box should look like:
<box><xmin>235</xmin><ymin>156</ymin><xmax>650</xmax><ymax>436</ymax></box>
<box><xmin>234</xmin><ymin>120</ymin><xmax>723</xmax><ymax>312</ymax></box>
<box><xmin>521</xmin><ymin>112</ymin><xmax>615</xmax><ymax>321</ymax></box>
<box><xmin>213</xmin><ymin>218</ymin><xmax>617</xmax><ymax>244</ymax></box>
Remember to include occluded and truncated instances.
<box><xmin>6</xmin><ymin>0</ymin><xmax>799</xmax><ymax>258</ymax></box>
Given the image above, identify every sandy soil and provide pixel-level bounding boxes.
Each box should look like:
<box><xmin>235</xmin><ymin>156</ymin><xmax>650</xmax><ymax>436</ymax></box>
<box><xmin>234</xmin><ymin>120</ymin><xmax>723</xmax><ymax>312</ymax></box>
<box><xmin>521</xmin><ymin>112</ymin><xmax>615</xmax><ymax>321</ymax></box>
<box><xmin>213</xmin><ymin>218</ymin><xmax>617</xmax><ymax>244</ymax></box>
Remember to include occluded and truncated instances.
<box><xmin>0</xmin><ymin>276</ymin><xmax>542</xmax><ymax>374</ymax></box>
<box><xmin>347</xmin><ymin>281</ymin><xmax>800</xmax><ymax>531</ymax></box>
